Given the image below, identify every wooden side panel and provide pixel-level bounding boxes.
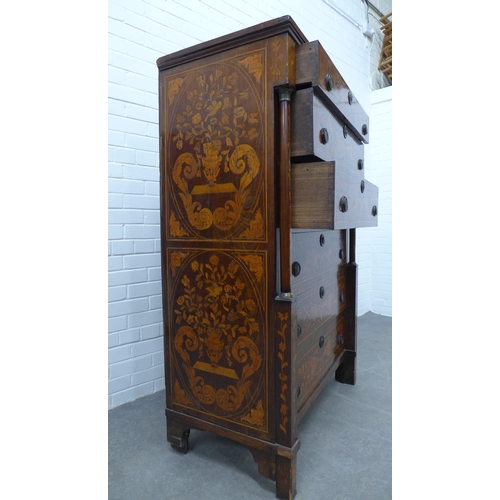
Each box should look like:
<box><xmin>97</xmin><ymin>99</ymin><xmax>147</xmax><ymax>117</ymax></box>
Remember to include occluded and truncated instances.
<box><xmin>167</xmin><ymin>248</ymin><xmax>269</xmax><ymax>434</ymax></box>
<box><xmin>291</xmin><ymin>162</ymin><xmax>335</xmax><ymax>229</ymax></box>
<box><xmin>159</xmin><ymin>32</ymin><xmax>297</xmax><ymax>442</ymax></box>
<box><xmin>163</xmin><ymin>47</ymin><xmax>269</xmax><ymax>243</ymax></box>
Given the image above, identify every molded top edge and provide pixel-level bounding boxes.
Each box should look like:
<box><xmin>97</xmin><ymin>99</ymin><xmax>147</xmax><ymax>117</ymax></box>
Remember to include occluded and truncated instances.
<box><xmin>156</xmin><ymin>15</ymin><xmax>308</xmax><ymax>71</ymax></box>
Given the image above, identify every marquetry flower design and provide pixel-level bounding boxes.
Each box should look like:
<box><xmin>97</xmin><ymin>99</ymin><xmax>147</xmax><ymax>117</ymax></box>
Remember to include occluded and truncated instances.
<box><xmin>241</xmin><ymin>399</ymin><xmax>264</xmax><ymax>427</ymax></box>
<box><xmin>172</xmin><ymin>69</ymin><xmax>259</xmax><ymax>178</ymax></box>
<box><xmin>174</xmin><ymin>255</ymin><xmax>260</xmax><ymax>367</ymax></box>
<box><xmin>277</xmin><ymin>311</ymin><xmax>289</xmax><ymax>436</ymax></box>
<box><xmin>174</xmin><ymin>379</ymin><xmax>192</xmax><ymax>405</ymax></box>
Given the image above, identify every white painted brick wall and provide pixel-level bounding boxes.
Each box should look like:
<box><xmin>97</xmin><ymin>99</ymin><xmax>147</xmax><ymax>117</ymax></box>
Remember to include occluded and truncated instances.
<box><xmin>367</xmin><ymin>86</ymin><xmax>392</xmax><ymax>316</ymax></box>
<box><xmin>108</xmin><ymin>0</ymin><xmax>392</xmax><ymax>408</ymax></box>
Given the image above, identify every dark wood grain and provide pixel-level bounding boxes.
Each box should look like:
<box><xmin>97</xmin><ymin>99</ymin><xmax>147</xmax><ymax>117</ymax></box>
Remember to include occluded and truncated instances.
<box><xmin>278</xmin><ymin>87</ymin><xmax>294</xmax><ymax>295</ymax></box>
<box><xmin>296</xmin><ymin>327</ymin><xmax>336</xmax><ymax>404</ymax></box>
<box><xmin>296</xmin><ymin>313</ymin><xmax>337</xmax><ymax>360</ymax></box>
<box><xmin>158</xmin><ymin>16</ymin><xmax>378</xmax><ymax>499</ymax></box>
<box><xmin>296</xmin><ymin>351</ymin><xmax>344</xmax><ymax>424</ymax></box>
<box><xmin>276</xmin><ymin>448</ymin><xmax>298</xmax><ymax>500</ymax></box>
<box><xmin>291</xmin><ymin>161</ymin><xmax>378</xmax><ymax>230</ymax></box>
<box><xmin>157</xmin><ymin>16</ymin><xmax>308</xmax><ymax>71</ymax></box>
<box><xmin>291</xmin><ymin>162</ymin><xmax>335</xmax><ymax>229</ymax></box>
<box><xmin>295</xmin><ymin>40</ymin><xmax>369</xmax><ymax>143</ymax></box>
<box><xmin>290</xmin><ymin>88</ymin><xmax>364</xmax><ymax>170</ymax></box>
<box><xmin>291</xmin><ymin>229</ymin><xmax>345</xmax><ymax>282</ymax></box>
<box><xmin>336</xmin><ymin>229</ymin><xmax>357</xmax><ymax>385</ymax></box>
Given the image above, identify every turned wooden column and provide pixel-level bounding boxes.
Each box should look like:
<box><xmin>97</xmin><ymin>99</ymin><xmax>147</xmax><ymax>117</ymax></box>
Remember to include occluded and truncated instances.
<box><xmin>277</xmin><ymin>85</ymin><xmax>294</xmax><ymax>299</ymax></box>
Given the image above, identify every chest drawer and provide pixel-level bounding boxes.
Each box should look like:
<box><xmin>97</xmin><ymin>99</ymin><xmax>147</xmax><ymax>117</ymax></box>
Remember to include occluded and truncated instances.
<box><xmin>291</xmin><ymin>161</ymin><xmax>379</xmax><ymax>230</ymax></box>
<box><xmin>334</xmin><ymin>313</ymin><xmax>346</xmax><ymax>357</ymax></box>
<box><xmin>297</xmin><ymin>314</ymin><xmax>338</xmax><ymax>363</ymax></box>
<box><xmin>296</xmin><ymin>327</ymin><xmax>335</xmax><ymax>410</ymax></box>
<box><xmin>297</xmin><ymin>311</ymin><xmax>345</xmax><ymax>361</ymax></box>
<box><xmin>296</xmin><ymin>312</ymin><xmax>346</xmax><ymax>413</ymax></box>
<box><xmin>295</xmin><ymin>40</ymin><xmax>369</xmax><ymax>144</ymax></box>
<box><xmin>291</xmin><ymin>88</ymin><xmax>363</xmax><ymax>167</ymax></box>
<box><xmin>291</xmin><ymin>229</ymin><xmax>346</xmax><ymax>290</ymax></box>
<box><xmin>295</xmin><ymin>267</ymin><xmax>346</xmax><ymax>335</ymax></box>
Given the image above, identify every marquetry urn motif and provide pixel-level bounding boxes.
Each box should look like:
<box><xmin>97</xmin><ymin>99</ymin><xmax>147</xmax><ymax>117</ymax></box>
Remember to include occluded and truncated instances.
<box><xmin>168</xmin><ymin>249</ymin><xmax>267</xmax><ymax>429</ymax></box>
<box><xmin>165</xmin><ymin>53</ymin><xmax>267</xmax><ymax>241</ymax></box>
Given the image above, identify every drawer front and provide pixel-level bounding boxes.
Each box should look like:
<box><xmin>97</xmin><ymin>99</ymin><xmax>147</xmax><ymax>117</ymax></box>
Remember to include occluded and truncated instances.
<box><xmin>297</xmin><ymin>313</ymin><xmax>336</xmax><ymax>361</ymax></box>
<box><xmin>296</xmin><ymin>327</ymin><xmax>336</xmax><ymax>408</ymax></box>
<box><xmin>291</xmin><ymin>88</ymin><xmax>364</xmax><ymax>172</ymax></box>
<box><xmin>297</xmin><ymin>312</ymin><xmax>346</xmax><ymax>363</ymax></box>
<box><xmin>296</xmin><ymin>313</ymin><xmax>346</xmax><ymax>411</ymax></box>
<box><xmin>294</xmin><ymin>265</ymin><xmax>340</xmax><ymax>302</ymax></box>
<box><xmin>295</xmin><ymin>40</ymin><xmax>369</xmax><ymax>144</ymax></box>
<box><xmin>291</xmin><ymin>229</ymin><xmax>346</xmax><ymax>291</ymax></box>
<box><xmin>335</xmin><ymin>170</ymin><xmax>379</xmax><ymax>229</ymax></box>
<box><xmin>334</xmin><ymin>313</ymin><xmax>346</xmax><ymax>358</ymax></box>
<box><xmin>291</xmin><ymin>161</ymin><xmax>379</xmax><ymax>230</ymax></box>
<box><xmin>295</xmin><ymin>266</ymin><xmax>347</xmax><ymax>339</ymax></box>
<box><xmin>337</xmin><ymin>270</ymin><xmax>346</xmax><ymax>314</ymax></box>
<box><xmin>297</xmin><ymin>312</ymin><xmax>346</xmax><ymax>365</ymax></box>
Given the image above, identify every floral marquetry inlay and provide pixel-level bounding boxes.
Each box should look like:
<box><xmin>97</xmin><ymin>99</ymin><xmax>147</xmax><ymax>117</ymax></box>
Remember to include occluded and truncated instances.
<box><xmin>167</xmin><ymin>76</ymin><xmax>186</xmax><ymax>105</ymax></box>
<box><xmin>238</xmin><ymin>54</ymin><xmax>263</xmax><ymax>83</ymax></box>
<box><xmin>165</xmin><ymin>51</ymin><xmax>267</xmax><ymax>241</ymax></box>
<box><xmin>169</xmin><ymin>211</ymin><xmax>188</xmax><ymax>237</ymax></box>
<box><xmin>277</xmin><ymin>311</ymin><xmax>290</xmax><ymax>436</ymax></box>
<box><xmin>170</xmin><ymin>251</ymin><xmax>189</xmax><ymax>276</ymax></box>
<box><xmin>174</xmin><ymin>379</ymin><xmax>192</xmax><ymax>406</ymax></box>
<box><xmin>241</xmin><ymin>400</ymin><xmax>265</xmax><ymax>427</ymax></box>
<box><xmin>170</xmin><ymin>250</ymin><xmax>267</xmax><ymax>428</ymax></box>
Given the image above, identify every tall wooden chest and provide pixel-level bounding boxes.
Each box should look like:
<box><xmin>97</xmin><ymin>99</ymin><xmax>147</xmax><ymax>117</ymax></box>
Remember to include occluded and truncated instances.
<box><xmin>157</xmin><ymin>16</ymin><xmax>378</xmax><ymax>499</ymax></box>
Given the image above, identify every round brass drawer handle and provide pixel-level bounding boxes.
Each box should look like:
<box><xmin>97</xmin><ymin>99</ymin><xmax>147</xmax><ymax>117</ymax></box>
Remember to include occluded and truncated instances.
<box><xmin>320</xmin><ymin>127</ymin><xmax>329</xmax><ymax>144</ymax></box>
<box><xmin>292</xmin><ymin>261</ymin><xmax>301</xmax><ymax>277</ymax></box>
<box><xmin>340</xmin><ymin>196</ymin><xmax>348</xmax><ymax>213</ymax></box>
<box><xmin>325</xmin><ymin>73</ymin><xmax>334</xmax><ymax>91</ymax></box>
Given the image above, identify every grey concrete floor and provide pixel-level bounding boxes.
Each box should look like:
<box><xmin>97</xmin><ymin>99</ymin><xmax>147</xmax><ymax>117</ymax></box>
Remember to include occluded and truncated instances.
<box><xmin>108</xmin><ymin>312</ymin><xmax>391</xmax><ymax>500</ymax></box>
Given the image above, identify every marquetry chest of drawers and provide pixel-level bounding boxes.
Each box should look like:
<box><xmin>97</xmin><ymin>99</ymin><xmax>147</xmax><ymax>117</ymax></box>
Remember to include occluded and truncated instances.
<box><xmin>157</xmin><ymin>16</ymin><xmax>378</xmax><ymax>499</ymax></box>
